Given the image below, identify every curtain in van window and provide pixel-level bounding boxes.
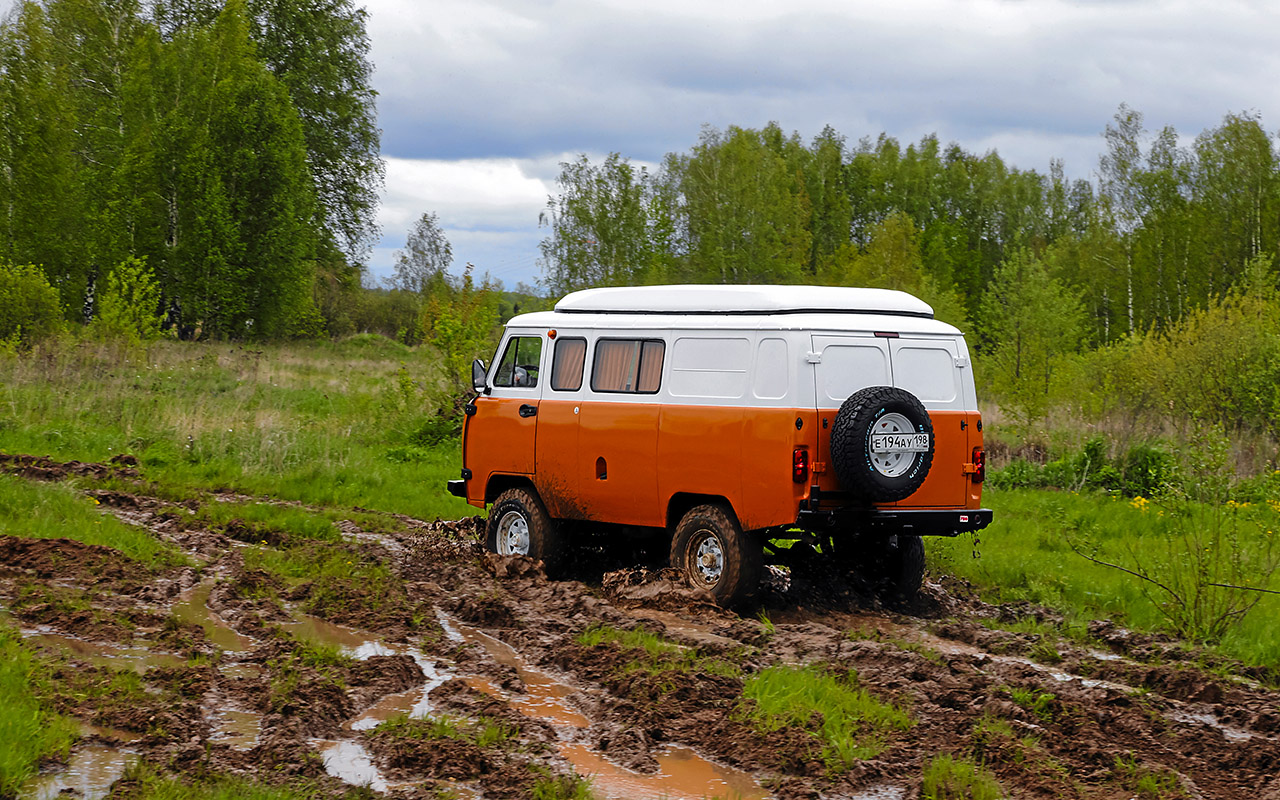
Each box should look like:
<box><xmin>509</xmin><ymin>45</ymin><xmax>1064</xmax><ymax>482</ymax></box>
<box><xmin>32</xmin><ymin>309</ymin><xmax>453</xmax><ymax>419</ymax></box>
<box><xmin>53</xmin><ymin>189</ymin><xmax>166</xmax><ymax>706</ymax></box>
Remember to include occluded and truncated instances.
<box><xmin>593</xmin><ymin>340</ymin><xmax>635</xmax><ymax>392</ymax></box>
<box><xmin>637</xmin><ymin>341</ymin><xmax>664</xmax><ymax>392</ymax></box>
<box><xmin>551</xmin><ymin>338</ymin><xmax>586</xmax><ymax>391</ymax></box>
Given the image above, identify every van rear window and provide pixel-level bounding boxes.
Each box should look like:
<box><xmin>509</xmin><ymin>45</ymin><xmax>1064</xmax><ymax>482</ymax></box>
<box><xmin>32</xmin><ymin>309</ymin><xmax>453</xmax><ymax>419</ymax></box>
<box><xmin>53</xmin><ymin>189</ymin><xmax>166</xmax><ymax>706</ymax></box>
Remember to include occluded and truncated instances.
<box><xmin>551</xmin><ymin>337</ymin><xmax>586</xmax><ymax>391</ymax></box>
<box><xmin>591</xmin><ymin>339</ymin><xmax>665</xmax><ymax>394</ymax></box>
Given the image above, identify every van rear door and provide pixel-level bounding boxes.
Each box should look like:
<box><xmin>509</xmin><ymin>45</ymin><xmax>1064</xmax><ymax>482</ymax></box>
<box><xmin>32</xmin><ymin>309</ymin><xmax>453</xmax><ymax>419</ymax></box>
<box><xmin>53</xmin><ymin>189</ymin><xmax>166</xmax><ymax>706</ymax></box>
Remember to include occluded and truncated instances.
<box><xmin>889</xmin><ymin>337</ymin><xmax>969</xmax><ymax>507</ymax></box>
<box><xmin>810</xmin><ymin>335</ymin><xmax>893</xmax><ymax>496</ymax></box>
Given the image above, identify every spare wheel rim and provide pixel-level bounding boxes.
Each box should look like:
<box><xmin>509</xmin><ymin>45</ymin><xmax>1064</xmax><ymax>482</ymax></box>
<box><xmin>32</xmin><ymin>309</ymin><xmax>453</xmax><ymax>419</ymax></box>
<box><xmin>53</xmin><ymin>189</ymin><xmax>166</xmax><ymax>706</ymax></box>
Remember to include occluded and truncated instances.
<box><xmin>869</xmin><ymin>412</ymin><xmax>918</xmax><ymax>478</ymax></box>
<box><xmin>497</xmin><ymin>510</ymin><xmax>530</xmax><ymax>555</ymax></box>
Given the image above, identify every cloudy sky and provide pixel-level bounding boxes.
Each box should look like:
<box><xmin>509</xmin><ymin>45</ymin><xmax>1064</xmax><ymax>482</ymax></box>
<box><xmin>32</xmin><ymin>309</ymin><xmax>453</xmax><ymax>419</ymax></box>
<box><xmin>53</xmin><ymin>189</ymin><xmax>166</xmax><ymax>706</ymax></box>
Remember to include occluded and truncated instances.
<box><xmin>366</xmin><ymin>0</ymin><xmax>1280</xmax><ymax>289</ymax></box>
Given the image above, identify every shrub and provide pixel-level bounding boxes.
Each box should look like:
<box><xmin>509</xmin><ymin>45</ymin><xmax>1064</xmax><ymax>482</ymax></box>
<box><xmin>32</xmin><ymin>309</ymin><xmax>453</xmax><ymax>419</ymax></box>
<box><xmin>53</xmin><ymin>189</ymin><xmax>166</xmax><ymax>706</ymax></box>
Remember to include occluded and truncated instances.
<box><xmin>0</xmin><ymin>262</ymin><xmax>63</xmax><ymax>346</ymax></box>
<box><xmin>92</xmin><ymin>257</ymin><xmax>162</xmax><ymax>343</ymax></box>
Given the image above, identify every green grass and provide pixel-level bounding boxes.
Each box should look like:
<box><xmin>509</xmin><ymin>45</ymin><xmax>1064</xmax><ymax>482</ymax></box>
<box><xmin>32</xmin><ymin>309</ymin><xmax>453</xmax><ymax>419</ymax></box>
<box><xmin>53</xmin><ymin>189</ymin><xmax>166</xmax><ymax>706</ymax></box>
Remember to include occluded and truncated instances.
<box><xmin>189</xmin><ymin>500</ymin><xmax>342</xmax><ymax>544</ymax></box>
<box><xmin>0</xmin><ymin>473</ymin><xmax>184</xmax><ymax>568</ymax></box>
<box><xmin>921</xmin><ymin>754</ymin><xmax>1005</xmax><ymax>800</ymax></box>
<box><xmin>528</xmin><ymin>766</ymin><xmax>597</xmax><ymax>800</ymax></box>
<box><xmin>1112</xmin><ymin>754</ymin><xmax>1187</xmax><ymax>799</ymax></box>
<box><xmin>929</xmin><ymin>488</ymin><xmax>1280</xmax><ymax>668</ymax></box>
<box><xmin>575</xmin><ymin>624</ymin><xmax>742</xmax><ymax>678</ymax></box>
<box><xmin>371</xmin><ymin>713</ymin><xmax>516</xmax><ymax>748</ymax></box>
<box><xmin>739</xmin><ymin>664</ymin><xmax>912</xmax><ymax>770</ymax></box>
<box><xmin>0</xmin><ymin>624</ymin><xmax>79</xmax><ymax>797</ymax></box>
<box><xmin>0</xmin><ymin>338</ymin><xmax>477</xmax><ymax>522</ymax></box>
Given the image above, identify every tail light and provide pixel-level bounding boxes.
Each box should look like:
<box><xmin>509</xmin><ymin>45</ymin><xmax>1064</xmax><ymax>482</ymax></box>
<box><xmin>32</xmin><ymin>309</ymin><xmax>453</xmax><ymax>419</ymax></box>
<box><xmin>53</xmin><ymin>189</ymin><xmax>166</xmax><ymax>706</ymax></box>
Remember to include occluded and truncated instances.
<box><xmin>793</xmin><ymin>448</ymin><xmax>809</xmax><ymax>484</ymax></box>
<box><xmin>972</xmin><ymin>446</ymin><xmax>986</xmax><ymax>483</ymax></box>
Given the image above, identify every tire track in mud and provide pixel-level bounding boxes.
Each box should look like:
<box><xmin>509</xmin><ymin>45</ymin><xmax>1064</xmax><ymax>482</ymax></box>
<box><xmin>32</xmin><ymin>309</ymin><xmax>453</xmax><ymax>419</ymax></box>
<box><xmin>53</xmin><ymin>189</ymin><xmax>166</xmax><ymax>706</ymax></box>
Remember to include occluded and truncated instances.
<box><xmin>3</xmin><ymin>454</ymin><xmax>1280</xmax><ymax>799</ymax></box>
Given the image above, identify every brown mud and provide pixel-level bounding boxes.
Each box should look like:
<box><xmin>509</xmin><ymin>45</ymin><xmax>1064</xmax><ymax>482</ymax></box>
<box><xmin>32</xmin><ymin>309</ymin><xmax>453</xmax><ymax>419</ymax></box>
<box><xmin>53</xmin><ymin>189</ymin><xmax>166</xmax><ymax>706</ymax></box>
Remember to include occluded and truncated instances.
<box><xmin>3</xmin><ymin>453</ymin><xmax>1280</xmax><ymax>799</ymax></box>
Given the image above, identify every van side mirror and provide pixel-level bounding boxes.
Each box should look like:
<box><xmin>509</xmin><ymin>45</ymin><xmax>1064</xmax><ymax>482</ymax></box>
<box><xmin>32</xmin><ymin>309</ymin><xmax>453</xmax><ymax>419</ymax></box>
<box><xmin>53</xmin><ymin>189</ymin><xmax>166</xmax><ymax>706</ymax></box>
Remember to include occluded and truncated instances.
<box><xmin>471</xmin><ymin>359</ymin><xmax>488</xmax><ymax>394</ymax></box>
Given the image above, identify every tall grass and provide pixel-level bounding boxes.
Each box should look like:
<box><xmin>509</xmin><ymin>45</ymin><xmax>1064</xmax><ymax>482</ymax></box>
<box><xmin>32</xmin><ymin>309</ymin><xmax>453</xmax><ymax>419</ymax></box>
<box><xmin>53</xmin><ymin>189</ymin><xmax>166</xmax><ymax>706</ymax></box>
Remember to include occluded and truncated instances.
<box><xmin>0</xmin><ymin>473</ymin><xmax>184</xmax><ymax>567</ymax></box>
<box><xmin>0</xmin><ymin>338</ymin><xmax>475</xmax><ymax>521</ymax></box>
<box><xmin>929</xmin><ymin>488</ymin><xmax>1280</xmax><ymax>667</ymax></box>
<box><xmin>740</xmin><ymin>664</ymin><xmax>911</xmax><ymax>769</ymax></box>
<box><xmin>0</xmin><ymin>624</ymin><xmax>79</xmax><ymax>797</ymax></box>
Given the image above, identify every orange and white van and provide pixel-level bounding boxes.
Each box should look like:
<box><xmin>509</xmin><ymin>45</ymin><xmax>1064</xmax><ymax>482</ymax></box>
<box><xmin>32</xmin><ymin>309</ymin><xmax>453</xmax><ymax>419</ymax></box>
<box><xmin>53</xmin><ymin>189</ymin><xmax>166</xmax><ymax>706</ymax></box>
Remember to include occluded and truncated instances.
<box><xmin>447</xmin><ymin>285</ymin><xmax>992</xmax><ymax>604</ymax></box>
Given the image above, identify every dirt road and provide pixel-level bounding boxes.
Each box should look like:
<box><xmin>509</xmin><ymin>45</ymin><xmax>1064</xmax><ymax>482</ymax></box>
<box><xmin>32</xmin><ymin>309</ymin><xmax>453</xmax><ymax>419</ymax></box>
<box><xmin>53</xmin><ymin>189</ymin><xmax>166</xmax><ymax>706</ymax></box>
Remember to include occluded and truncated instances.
<box><xmin>3</xmin><ymin>456</ymin><xmax>1279</xmax><ymax>799</ymax></box>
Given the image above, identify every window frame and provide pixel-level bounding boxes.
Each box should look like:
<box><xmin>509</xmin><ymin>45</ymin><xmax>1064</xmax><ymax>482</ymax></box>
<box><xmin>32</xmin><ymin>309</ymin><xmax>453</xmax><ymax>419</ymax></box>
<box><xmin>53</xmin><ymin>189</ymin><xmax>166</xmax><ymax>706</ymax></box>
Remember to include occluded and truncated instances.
<box><xmin>491</xmin><ymin>334</ymin><xmax>544</xmax><ymax>389</ymax></box>
<box><xmin>589</xmin><ymin>337</ymin><xmax>666</xmax><ymax>395</ymax></box>
<box><xmin>550</xmin><ymin>336</ymin><xmax>587</xmax><ymax>392</ymax></box>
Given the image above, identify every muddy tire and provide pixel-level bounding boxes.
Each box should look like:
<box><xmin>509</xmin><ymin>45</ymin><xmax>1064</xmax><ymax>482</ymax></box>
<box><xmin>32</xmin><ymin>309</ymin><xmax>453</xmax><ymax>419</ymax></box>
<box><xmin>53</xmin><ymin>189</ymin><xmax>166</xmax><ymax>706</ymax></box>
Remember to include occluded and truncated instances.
<box><xmin>831</xmin><ymin>386</ymin><xmax>934</xmax><ymax>503</ymax></box>
<box><xmin>669</xmin><ymin>504</ymin><xmax>761</xmax><ymax>606</ymax></box>
<box><xmin>487</xmin><ymin>487</ymin><xmax>562</xmax><ymax>572</ymax></box>
<box><xmin>868</xmin><ymin>534</ymin><xmax>925</xmax><ymax>603</ymax></box>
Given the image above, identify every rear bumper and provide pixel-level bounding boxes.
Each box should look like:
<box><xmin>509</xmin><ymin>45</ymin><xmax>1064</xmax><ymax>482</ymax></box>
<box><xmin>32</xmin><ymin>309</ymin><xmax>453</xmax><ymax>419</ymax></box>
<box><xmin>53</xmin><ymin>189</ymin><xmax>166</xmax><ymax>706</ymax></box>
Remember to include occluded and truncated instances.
<box><xmin>797</xmin><ymin>506</ymin><xmax>993</xmax><ymax>537</ymax></box>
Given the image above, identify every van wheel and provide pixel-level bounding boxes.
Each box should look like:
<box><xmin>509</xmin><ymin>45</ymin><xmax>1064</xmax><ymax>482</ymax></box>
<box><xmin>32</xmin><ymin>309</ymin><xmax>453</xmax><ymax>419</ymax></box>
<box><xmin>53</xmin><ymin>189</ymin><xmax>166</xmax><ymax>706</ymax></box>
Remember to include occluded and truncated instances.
<box><xmin>831</xmin><ymin>386</ymin><xmax>934</xmax><ymax>502</ymax></box>
<box><xmin>669</xmin><ymin>505</ymin><xmax>761</xmax><ymax>606</ymax></box>
<box><xmin>487</xmin><ymin>488</ymin><xmax>561</xmax><ymax>572</ymax></box>
<box><xmin>868</xmin><ymin>534</ymin><xmax>925</xmax><ymax>603</ymax></box>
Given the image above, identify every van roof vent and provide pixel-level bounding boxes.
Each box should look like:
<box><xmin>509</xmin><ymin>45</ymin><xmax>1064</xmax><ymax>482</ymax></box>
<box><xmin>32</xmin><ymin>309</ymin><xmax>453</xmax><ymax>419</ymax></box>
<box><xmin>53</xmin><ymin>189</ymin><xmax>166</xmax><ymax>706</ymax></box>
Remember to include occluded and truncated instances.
<box><xmin>554</xmin><ymin>285</ymin><xmax>934</xmax><ymax>318</ymax></box>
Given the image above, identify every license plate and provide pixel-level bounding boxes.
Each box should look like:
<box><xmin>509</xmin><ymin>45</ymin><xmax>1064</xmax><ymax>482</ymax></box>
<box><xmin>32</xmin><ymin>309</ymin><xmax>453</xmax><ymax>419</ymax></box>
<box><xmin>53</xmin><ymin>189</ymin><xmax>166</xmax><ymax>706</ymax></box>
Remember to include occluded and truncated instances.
<box><xmin>871</xmin><ymin>433</ymin><xmax>930</xmax><ymax>453</ymax></box>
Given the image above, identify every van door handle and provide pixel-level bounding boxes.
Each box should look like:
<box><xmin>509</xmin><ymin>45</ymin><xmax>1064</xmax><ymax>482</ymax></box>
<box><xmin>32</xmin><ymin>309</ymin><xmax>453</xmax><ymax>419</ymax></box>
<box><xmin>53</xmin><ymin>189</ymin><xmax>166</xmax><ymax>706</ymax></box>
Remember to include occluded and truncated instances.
<box><xmin>519</xmin><ymin>404</ymin><xmax>537</xmax><ymax>418</ymax></box>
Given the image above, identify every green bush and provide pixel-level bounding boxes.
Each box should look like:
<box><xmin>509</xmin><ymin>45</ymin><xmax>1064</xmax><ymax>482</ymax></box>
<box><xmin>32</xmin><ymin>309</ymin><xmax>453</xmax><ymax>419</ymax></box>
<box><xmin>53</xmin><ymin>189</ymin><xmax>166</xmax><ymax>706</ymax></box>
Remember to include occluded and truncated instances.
<box><xmin>92</xmin><ymin>257</ymin><xmax>163</xmax><ymax>343</ymax></box>
<box><xmin>0</xmin><ymin>262</ymin><xmax>63</xmax><ymax>346</ymax></box>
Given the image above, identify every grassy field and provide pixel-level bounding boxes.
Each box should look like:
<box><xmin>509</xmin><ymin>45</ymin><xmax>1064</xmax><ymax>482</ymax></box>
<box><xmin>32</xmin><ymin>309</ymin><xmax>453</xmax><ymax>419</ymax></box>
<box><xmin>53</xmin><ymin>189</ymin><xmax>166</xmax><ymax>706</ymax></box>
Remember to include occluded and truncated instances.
<box><xmin>929</xmin><ymin>487</ymin><xmax>1280</xmax><ymax>668</ymax></box>
<box><xmin>3</xmin><ymin>337</ymin><xmax>1278</xmax><ymax>673</ymax></box>
<box><xmin>0</xmin><ymin>336</ymin><xmax>475</xmax><ymax>522</ymax></box>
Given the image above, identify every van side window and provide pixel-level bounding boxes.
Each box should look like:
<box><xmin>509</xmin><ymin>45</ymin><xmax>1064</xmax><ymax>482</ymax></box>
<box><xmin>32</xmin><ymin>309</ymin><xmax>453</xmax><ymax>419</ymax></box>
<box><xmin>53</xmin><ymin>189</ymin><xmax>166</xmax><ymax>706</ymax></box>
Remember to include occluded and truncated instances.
<box><xmin>493</xmin><ymin>336</ymin><xmax>542</xmax><ymax>388</ymax></box>
<box><xmin>551</xmin><ymin>337</ymin><xmax>586</xmax><ymax>391</ymax></box>
<box><xmin>591</xmin><ymin>339</ymin><xmax>665</xmax><ymax>394</ymax></box>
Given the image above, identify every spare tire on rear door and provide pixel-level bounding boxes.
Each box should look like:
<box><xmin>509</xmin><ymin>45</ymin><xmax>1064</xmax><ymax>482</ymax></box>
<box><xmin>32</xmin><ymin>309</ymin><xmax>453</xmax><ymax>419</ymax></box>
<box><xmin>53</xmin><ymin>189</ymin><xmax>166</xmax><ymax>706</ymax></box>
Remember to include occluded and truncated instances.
<box><xmin>831</xmin><ymin>386</ymin><xmax>934</xmax><ymax>503</ymax></box>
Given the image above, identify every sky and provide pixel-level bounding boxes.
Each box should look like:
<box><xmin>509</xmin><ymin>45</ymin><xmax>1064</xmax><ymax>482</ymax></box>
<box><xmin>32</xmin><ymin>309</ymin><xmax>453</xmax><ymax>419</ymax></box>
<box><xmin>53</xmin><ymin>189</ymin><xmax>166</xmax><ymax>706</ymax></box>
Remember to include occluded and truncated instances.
<box><xmin>365</xmin><ymin>0</ymin><xmax>1280</xmax><ymax>290</ymax></box>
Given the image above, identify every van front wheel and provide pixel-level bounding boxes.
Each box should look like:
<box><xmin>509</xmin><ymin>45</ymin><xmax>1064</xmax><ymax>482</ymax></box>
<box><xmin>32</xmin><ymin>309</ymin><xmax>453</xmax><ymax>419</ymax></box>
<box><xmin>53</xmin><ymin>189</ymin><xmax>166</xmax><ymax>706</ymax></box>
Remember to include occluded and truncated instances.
<box><xmin>670</xmin><ymin>505</ymin><xmax>761</xmax><ymax>606</ymax></box>
<box><xmin>487</xmin><ymin>487</ymin><xmax>561</xmax><ymax>572</ymax></box>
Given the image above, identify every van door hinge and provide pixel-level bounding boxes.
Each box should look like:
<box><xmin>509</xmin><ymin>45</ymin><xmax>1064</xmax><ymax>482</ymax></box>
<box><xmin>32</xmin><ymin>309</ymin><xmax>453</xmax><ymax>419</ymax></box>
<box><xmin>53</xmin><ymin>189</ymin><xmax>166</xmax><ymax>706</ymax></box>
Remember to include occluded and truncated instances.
<box><xmin>806</xmin><ymin>351</ymin><xmax>822</xmax><ymax>364</ymax></box>
<box><xmin>810</xmin><ymin>461</ymin><xmax>827</xmax><ymax>474</ymax></box>
<box><xmin>962</xmin><ymin>463</ymin><xmax>979</xmax><ymax>474</ymax></box>
<box><xmin>954</xmin><ymin>356</ymin><xmax>969</xmax><ymax>369</ymax></box>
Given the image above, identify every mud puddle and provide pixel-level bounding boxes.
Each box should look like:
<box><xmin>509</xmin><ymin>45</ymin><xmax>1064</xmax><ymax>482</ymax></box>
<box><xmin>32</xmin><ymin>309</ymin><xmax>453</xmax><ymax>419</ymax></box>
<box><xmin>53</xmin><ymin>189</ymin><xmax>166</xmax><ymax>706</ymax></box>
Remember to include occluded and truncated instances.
<box><xmin>563</xmin><ymin>743</ymin><xmax>770</xmax><ymax>800</ymax></box>
<box><xmin>26</xmin><ymin>628</ymin><xmax>186</xmax><ymax>673</ymax></box>
<box><xmin>438</xmin><ymin>611</ymin><xmax>590</xmax><ymax>729</ymax></box>
<box><xmin>348</xmin><ymin>657</ymin><xmax>449</xmax><ymax>731</ymax></box>
<box><xmin>438</xmin><ymin>612</ymin><xmax>772</xmax><ymax>800</ymax></box>
<box><xmin>1167</xmin><ymin>708</ymin><xmax>1261</xmax><ymax>742</ymax></box>
<box><xmin>171</xmin><ymin>578</ymin><xmax>255</xmax><ymax>653</ymax></box>
<box><xmin>312</xmin><ymin>738</ymin><xmax>393</xmax><ymax>792</ymax></box>
<box><xmin>22</xmin><ymin>740</ymin><xmax>137</xmax><ymax>800</ymax></box>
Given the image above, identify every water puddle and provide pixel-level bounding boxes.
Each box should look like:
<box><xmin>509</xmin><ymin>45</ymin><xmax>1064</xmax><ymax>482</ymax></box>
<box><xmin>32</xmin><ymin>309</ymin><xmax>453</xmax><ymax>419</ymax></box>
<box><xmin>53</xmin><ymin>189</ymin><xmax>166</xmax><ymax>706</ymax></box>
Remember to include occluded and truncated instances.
<box><xmin>209</xmin><ymin>708</ymin><xmax>261</xmax><ymax>750</ymax></box>
<box><xmin>171</xmin><ymin>579</ymin><xmax>255</xmax><ymax>653</ymax></box>
<box><xmin>1167</xmin><ymin>709</ymin><xmax>1258</xmax><ymax>742</ymax></box>
<box><xmin>438</xmin><ymin>612</ymin><xmax>770</xmax><ymax>799</ymax></box>
<box><xmin>438</xmin><ymin>612</ymin><xmax>590</xmax><ymax>729</ymax></box>
<box><xmin>27</xmin><ymin>629</ymin><xmax>186</xmax><ymax>674</ymax></box>
<box><xmin>22</xmin><ymin>742</ymin><xmax>137</xmax><ymax>800</ymax></box>
<box><xmin>349</xmin><ymin>656</ymin><xmax>450</xmax><ymax>731</ymax></box>
<box><xmin>313</xmin><ymin>738</ymin><xmax>389</xmax><ymax>792</ymax></box>
<box><xmin>281</xmin><ymin>614</ymin><xmax>387</xmax><ymax>653</ymax></box>
<box><xmin>848</xmin><ymin>786</ymin><xmax>909</xmax><ymax>800</ymax></box>
<box><xmin>562</xmin><ymin>743</ymin><xmax>770</xmax><ymax>800</ymax></box>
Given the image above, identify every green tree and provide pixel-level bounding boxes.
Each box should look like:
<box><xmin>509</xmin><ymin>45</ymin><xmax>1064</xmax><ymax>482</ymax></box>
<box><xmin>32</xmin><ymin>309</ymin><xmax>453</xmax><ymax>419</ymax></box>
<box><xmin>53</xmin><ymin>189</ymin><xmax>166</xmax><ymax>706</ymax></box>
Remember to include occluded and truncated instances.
<box><xmin>678</xmin><ymin>125</ymin><xmax>811</xmax><ymax>284</ymax></box>
<box><xmin>539</xmin><ymin>153</ymin><xmax>674</xmax><ymax>296</ymax></box>
<box><xmin>0</xmin><ymin>261</ymin><xmax>63</xmax><ymax>345</ymax></box>
<box><xmin>391</xmin><ymin>211</ymin><xmax>452</xmax><ymax>294</ymax></box>
<box><xmin>418</xmin><ymin>264</ymin><xmax>500</xmax><ymax>401</ymax></box>
<box><xmin>979</xmin><ymin>248</ymin><xmax>1085</xmax><ymax>432</ymax></box>
<box><xmin>246</xmin><ymin>0</ymin><xmax>383</xmax><ymax>260</ymax></box>
<box><xmin>92</xmin><ymin>255</ymin><xmax>162</xmax><ymax>342</ymax></box>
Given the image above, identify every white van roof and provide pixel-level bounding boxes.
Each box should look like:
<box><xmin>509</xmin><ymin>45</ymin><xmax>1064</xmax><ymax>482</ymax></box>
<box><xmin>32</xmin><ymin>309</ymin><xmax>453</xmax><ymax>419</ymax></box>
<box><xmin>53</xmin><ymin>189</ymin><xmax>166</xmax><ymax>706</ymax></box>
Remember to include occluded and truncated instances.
<box><xmin>554</xmin><ymin>285</ymin><xmax>934</xmax><ymax>318</ymax></box>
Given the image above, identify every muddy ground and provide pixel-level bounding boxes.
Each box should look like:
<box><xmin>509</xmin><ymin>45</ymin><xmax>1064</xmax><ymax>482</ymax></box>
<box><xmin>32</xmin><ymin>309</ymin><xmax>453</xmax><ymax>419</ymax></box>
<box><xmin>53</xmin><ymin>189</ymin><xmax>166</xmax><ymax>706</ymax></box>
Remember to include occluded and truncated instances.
<box><xmin>3</xmin><ymin>455</ymin><xmax>1280</xmax><ymax>800</ymax></box>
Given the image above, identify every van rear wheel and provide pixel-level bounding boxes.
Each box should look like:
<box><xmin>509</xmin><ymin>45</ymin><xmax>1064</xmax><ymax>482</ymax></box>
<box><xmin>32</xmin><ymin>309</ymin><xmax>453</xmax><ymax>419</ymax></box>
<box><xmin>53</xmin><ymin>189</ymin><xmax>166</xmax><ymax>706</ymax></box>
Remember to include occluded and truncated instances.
<box><xmin>669</xmin><ymin>504</ymin><xmax>761</xmax><ymax>606</ymax></box>
<box><xmin>487</xmin><ymin>487</ymin><xmax>561</xmax><ymax>573</ymax></box>
<box><xmin>867</xmin><ymin>534</ymin><xmax>925</xmax><ymax>603</ymax></box>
